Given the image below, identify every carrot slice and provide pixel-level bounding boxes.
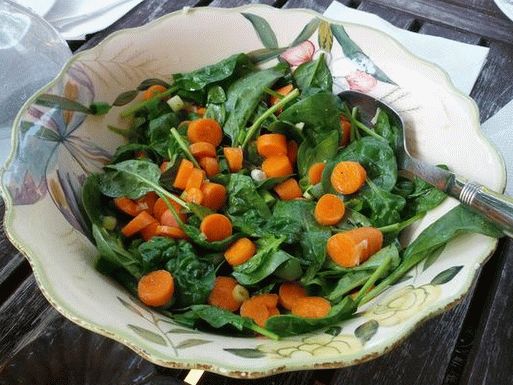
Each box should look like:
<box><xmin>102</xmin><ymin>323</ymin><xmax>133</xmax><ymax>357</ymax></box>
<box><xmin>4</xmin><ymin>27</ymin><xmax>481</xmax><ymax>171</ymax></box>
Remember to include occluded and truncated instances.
<box><xmin>201</xmin><ymin>182</ymin><xmax>227</xmax><ymax>211</ymax></box>
<box><xmin>137</xmin><ymin>192</ymin><xmax>158</xmax><ymax>215</ymax></box>
<box><xmin>269</xmin><ymin>84</ymin><xmax>294</xmax><ymax>106</ymax></box>
<box><xmin>308</xmin><ymin>162</ymin><xmax>325</xmax><ymax>185</ymax></box>
<box><xmin>208</xmin><ymin>276</ymin><xmax>242</xmax><ymax>312</ymax></box>
<box><xmin>240</xmin><ymin>300</ymin><xmax>270</xmax><ymax>327</ymax></box>
<box><xmin>141</xmin><ymin>221</ymin><xmax>159</xmax><ymax>241</ymax></box>
<box><xmin>199</xmin><ymin>157</ymin><xmax>220</xmax><ymax>177</ymax></box>
<box><xmin>279</xmin><ymin>282</ymin><xmax>307</xmax><ymax>310</ymax></box>
<box><xmin>340</xmin><ymin>116</ymin><xmax>351</xmax><ymax>146</ymax></box>
<box><xmin>121</xmin><ymin>211</ymin><xmax>156</xmax><ymax>237</ymax></box>
<box><xmin>143</xmin><ymin>85</ymin><xmax>167</xmax><ymax>101</ymax></box>
<box><xmin>160</xmin><ymin>209</ymin><xmax>180</xmax><ymax>228</ymax></box>
<box><xmin>137</xmin><ymin>270</ymin><xmax>174</xmax><ymax>307</ymax></box>
<box><xmin>153</xmin><ymin>197</ymin><xmax>184</xmax><ymax>223</ymax></box>
<box><xmin>190</xmin><ymin>142</ymin><xmax>217</xmax><ymax>159</ymax></box>
<box><xmin>314</xmin><ymin>194</ymin><xmax>345</xmax><ymax>226</ymax></box>
<box><xmin>256</xmin><ymin>134</ymin><xmax>287</xmax><ymax>158</ymax></box>
<box><xmin>251</xmin><ymin>293</ymin><xmax>279</xmax><ymax>308</ymax></box>
<box><xmin>156</xmin><ymin>225</ymin><xmax>187</xmax><ymax>239</ymax></box>
<box><xmin>327</xmin><ymin>227</ymin><xmax>383</xmax><ymax>268</ymax></box>
<box><xmin>330</xmin><ymin>161</ymin><xmax>367</xmax><ymax>194</ymax></box>
<box><xmin>261</xmin><ymin>155</ymin><xmax>293</xmax><ymax>178</ymax></box>
<box><xmin>184</xmin><ymin>187</ymin><xmax>204</xmax><ymax>205</ymax></box>
<box><xmin>274</xmin><ymin>178</ymin><xmax>302</xmax><ymax>201</ymax></box>
<box><xmin>196</xmin><ymin>107</ymin><xmax>207</xmax><ymax>116</ymax></box>
<box><xmin>268</xmin><ymin>306</ymin><xmax>280</xmax><ymax>317</ymax></box>
<box><xmin>291</xmin><ymin>296</ymin><xmax>331</xmax><ymax>318</ymax></box>
<box><xmin>185</xmin><ymin>168</ymin><xmax>205</xmax><ymax>190</ymax></box>
<box><xmin>187</xmin><ymin>118</ymin><xmax>223</xmax><ymax>146</ymax></box>
<box><xmin>223</xmin><ymin>147</ymin><xmax>243</xmax><ymax>172</ymax></box>
<box><xmin>173</xmin><ymin>159</ymin><xmax>194</xmax><ymax>190</ymax></box>
<box><xmin>287</xmin><ymin>140</ymin><xmax>298</xmax><ymax>165</ymax></box>
<box><xmin>200</xmin><ymin>213</ymin><xmax>232</xmax><ymax>242</ymax></box>
<box><xmin>224</xmin><ymin>238</ymin><xmax>256</xmax><ymax>266</ymax></box>
<box><xmin>114</xmin><ymin>197</ymin><xmax>140</xmax><ymax>217</ymax></box>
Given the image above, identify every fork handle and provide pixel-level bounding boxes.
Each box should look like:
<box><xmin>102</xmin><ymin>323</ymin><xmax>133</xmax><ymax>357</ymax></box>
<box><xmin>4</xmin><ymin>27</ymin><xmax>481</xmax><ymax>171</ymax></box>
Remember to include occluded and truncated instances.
<box><xmin>451</xmin><ymin>178</ymin><xmax>513</xmax><ymax>237</ymax></box>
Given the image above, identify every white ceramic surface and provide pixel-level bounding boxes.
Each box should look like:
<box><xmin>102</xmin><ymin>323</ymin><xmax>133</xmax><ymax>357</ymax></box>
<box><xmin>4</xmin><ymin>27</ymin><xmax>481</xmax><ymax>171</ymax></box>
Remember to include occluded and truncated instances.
<box><xmin>0</xmin><ymin>5</ymin><xmax>505</xmax><ymax>378</ymax></box>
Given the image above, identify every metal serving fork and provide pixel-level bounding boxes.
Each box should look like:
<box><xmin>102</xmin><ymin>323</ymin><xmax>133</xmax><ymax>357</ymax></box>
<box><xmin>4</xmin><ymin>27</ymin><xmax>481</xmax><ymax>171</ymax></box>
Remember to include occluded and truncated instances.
<box><xmin>338</xmin><ymin>90</ymin><xmax>513</xmax><ymax>237</ymax></box>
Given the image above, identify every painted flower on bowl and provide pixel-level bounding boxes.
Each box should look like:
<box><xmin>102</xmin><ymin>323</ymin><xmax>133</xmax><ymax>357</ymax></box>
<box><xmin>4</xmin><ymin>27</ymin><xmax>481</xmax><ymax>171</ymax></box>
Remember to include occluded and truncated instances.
<box><xmin>280</xmin><ymin>40</ymin><xmax>315</xmax><ymax>66</ymax></box>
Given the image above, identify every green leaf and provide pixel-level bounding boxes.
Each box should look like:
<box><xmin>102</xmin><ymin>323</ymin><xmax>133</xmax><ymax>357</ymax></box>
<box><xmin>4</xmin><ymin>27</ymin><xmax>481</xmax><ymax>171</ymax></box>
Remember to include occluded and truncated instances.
<box><xmin>297</xmin><ymin>130</ymin><xmax>338</xmax><ymax>177</ymax></box>
<box><xmin>35</xmin><ymin>94</ymin><xmax>91</xmax><ymax>114</ymax></box>
<box><xmin>318</xmin><ymin>21</ymin><xmax>333</xmax><ymax>51</ymax></box>
<box><xmin>293</xmin><ymin>53</ymin><xmax>333</xmax><ymax>95</ymax></box>
<box><xmin>292</xmin><ymin>17</ymin><xmax>321</xmax><ymax>46</ymax></box>
<box><xmin>354</xmin><ymin>320</ymin><xmax>378</xmax><ymax>344</ymax></box>
<box><xmin>117</xmin><ymin>296</ymin><xmax>145</xmax><ymax>317</ymax></box>
<box><xmin>34</xmin><ymin>127</ymin><xmax>61</xmax><ymax>142</ymax></box>
<box><xmin>100</xmin><ymin>160</ymin><xmax>161</xmax><ymax>199</ymax></box>
<box><xmin>422</xmin><ymin>245</ymin><xmax>446</xmax><ymax>271</ymax></box>
<box><xmin>89</xmin><ymin>102</ymin><xmax>112</xmax><ymax>115</ymax></box>
<box><xmin>113</xmin><ymin>90</ymin><xmax>138</xmax><ymax>106</ymax></box>
<box><xmin>127</xmin><ymin>324</ymin><xmax>167</xmax><ymax>346</ymax></box>
<box><xmin>431</xmin><ymin>266</ymin><xmax>463</xmax><ymax>285</ymax></box>
<box><xmin>360</xmin><ymin>180</ymin><xmax>406</xmax><ymax>227</ymax></box>
<box><xmin>324</xmin><ymin>326</ymin><xmax>342</xmax><ymax>336</ymax></box>
<box><xmin>242</xmin><ymin>13</ymin><xmax>278</xmax><ymax>49</ymax></box>
<box><xmin>176</xmin><ymin>338</ymin><xmax>211</xmax><ymax>349</ymax></box>
<box><xmin>247</xmin><ymin>47</ymin><xmax>287</xmax><ymax>64</ymax></box>
<box><xmin>224</xmin><ymin>63</ymin><xmax>288</xmax><ymax>145</ymax></box>
<box><xmin>224</xmin><ymin>348</ymin><xmax>266</xmax><ymax>359</ymax></box>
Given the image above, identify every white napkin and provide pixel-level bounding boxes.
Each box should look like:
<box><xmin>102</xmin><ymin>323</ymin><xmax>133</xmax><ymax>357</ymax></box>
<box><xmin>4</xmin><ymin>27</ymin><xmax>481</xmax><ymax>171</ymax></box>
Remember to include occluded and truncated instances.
<box><xmin>14</xmin><ymin>0</ymin><xmax>144</xmax><ymax>40</ymax></box>
<box><xmin>324</xmin><ymin>1</ymin><xmax>512</xmax><ymax>194</ymax></box>
<box><xmin>323</xmin><ymin>1</ymin><xmax>489</xmax><ymax>94</ymax></box>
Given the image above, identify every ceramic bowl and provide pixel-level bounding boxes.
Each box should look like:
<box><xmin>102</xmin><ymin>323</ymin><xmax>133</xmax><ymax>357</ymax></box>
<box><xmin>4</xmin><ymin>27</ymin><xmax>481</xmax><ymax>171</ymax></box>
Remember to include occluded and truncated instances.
<box><xmin>1</xmin><ymin>5</ymin><xmax>505</xmax><ymax>378</ymax></box>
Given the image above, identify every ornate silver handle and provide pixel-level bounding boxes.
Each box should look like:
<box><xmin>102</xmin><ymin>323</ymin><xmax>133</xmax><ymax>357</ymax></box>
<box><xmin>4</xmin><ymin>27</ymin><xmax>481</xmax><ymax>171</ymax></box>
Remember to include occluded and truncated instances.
<box><xmin>450</xmin><ymin>178</ymin><xmax>513</xmax><ymax>237</ymax></box>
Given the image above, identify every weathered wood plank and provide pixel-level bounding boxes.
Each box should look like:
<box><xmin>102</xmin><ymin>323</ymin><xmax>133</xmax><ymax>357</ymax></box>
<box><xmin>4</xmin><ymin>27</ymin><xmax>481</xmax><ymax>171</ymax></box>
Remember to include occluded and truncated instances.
<box><xmin>198</xmin><ymin>370</ymin><xmax>314</xmax><ymax>385</ymax></box>
<box><xmin>209</xmin><ymin>0</ymin><xmax>276</xmax><ymax>7</ymax></box>
<box><xmin>283</xmin><ymin>0</ymin><xmax>346</xmax><ymax>12</ymax></box>
<box><xmin>456</xmin><ymin>239</ymin><xmax>513</xmax><ymax>385</ymax></box>
<box><xmin>368</xmin><ymin>0</ymin><xmax>513</xmax><ymax>44</ymax></box>
<box><xmin>79</xmin><ymin>0</ymin><xmax>204</xmax><ymax>51</ymax></box>
<box><xmin>330</xmin><ymin>293</ymin><xmax>475</xmax><ymax>385</ymax></box>
<box><xmin>418</xmin><ymin>22</ymin><xmax>481</xmax><ymax>45</ymax></box>
<box><xmin>446</xmin><ymin>0</ymin><xmax>507</xmax><ymax>18</ymax></box>
<box><xmin>470</xmin><ymin>41</ymin><xmax>513</xmax><ymax>121</ymax></box>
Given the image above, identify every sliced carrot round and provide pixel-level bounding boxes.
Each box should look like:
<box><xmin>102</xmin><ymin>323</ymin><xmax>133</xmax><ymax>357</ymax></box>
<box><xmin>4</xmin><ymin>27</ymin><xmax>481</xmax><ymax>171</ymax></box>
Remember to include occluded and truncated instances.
<box><xmin>257</xmin><ymin>134</ymin><xmax>287</xmax><ymax>158</ymax></box>
<box><xmin>138</xmin><ymin>270</ymin><xmax>174</xmax><ymax>307</ymax></box>
<box><xmin>173</xmin><ymin>159</ymin><xmax>194</xmax><ymax>190</ymax></box>
<box><xmin>279</xmin><ymin>282</ymin><xmax>307</xmax><ymax>310</ymax></box>
<box><xmin>308</xmin><ymin>162</ymin><xmax>325</xmax><ymax>185</ymax></box>
<box><xmin>223</xmin><ymin>147</ymin><xmax>243</xmax><ymax>172</ymax></box>
<box><xmin>121</xmin><ymin>211</ymin><xmax>156</xmax><ymax>237</ymax></box>
<box><xmin>114</xmin><ymin>197</ymin><xmax>140</xmax><ymax>217</ymax></box>
<box><xmin>190</xmin><ymin>142</ymin><xmax>217</xmax><ymax>159</ymax></box>
<box><xmin>184</xmin><ymin>187</ymin><xmax>204</xmax><ymax>205</ymax></box>
<box><xmin>330</xmin><ymin>161</ymin><xmax>367</xmax><ymax>194</ymax></box>
<box><xmin>185</xmin><ymin>168</ymin><xmax>205</xmax><ymax>190</ymax></box>
<box><xmin>274</xmin><ymin>178</ymin><xmax>302</xmax><ymax>201</ymax></box>
<box><xmin>201</xmin><ymin>182</ymin><xmax>227</xmax><ymax>211</ymax></box>
<box><xmin>208</xmin><ymin>276</ymin><xmax>241</xmax><ymax>312</ymax></box>
<box><xmin>261</xmin><ymin>155</ymin><xmax>293</xmax><ymax>178</ymax></box>
<box><xmin>314</xmin><ymin>194</ymin><xmax>345</xmax><ymax>226</ymax></box>
<box><xmin>141</xmin><ymin>221</ymin><xmax>159</xmax><ymax>241</ymax></box>
<box><xmin>187</xmin><ymin>118</ymin><xmax>223</xmax><ymax>146</ymax></box>
<box><xmin>240</xmin><ymin>299</ymin><xmax>269</xmax><ymax>327</ymax></box>
<box><xmin>327</xmin><ymin>227</ymin><xmax>383</xmax><ymax>268</ymax></box>
<box><xmin>287</xmin><ymin>140</ymin><xmax>298</xmax><ymax>165</ymax></box>
<box><xmin>340</xmin><ymin>116</ymin><xmax>351</xmax><ymax>146</ymax></box>
<box><xmin>200</xmin><ymin>213</ymin><xmax>232</xmax><ymax>242</ymax></box>
<box><xmin>143</xmin><ymin>85</ymin><xmax>167</xmax><ymax>101</ymax></box>
<box><xmin>137</xmin><ymin>192</ymin><xmax>158</xmax><ymax>216</ymax></box>
<box><xmin>269</xmin><ymin>84</ymin><xmax>294</xmax><ymax>106</ymax></box>
<box><xmin>199</xmin><ymin>157</ymin><xmax>220</xmax><ymax>177</ymax></box>
<box><xmin>156</xmin><ymin>225</ymin><xmax>187</xmax><ymax>239</ymax></box>
<box><xmin>291</xmin><ymin>296</ymin><xmax>331</xmax><ymax>318</ymax></box>
<box><xmin>224</xmin><ymin>238</ymin><xmax>256</xmax><ymax>266</ymax></box>
<box><xmin>153</xmin><ymin>197</ymin><xmax>185</xmax><ymax>223</ymax></box>
<box><xmin>251</xmin><ymin>293</ymin><xmax>279</xmax><ymax>308</ymax></box>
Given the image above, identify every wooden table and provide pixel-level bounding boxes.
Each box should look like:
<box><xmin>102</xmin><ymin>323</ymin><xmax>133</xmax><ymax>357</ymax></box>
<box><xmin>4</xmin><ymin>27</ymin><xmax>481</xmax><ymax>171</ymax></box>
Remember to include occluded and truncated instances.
<box><xmin>1</xmin><ymin>1</ymin><xmax>512</xmax><ymax>384</ymax></box>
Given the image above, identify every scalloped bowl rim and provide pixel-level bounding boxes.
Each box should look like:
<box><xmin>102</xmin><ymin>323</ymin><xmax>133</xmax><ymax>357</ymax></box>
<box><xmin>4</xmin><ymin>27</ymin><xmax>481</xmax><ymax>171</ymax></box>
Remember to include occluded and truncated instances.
<box><xmin>0</xmin><ymin>4</ymin><xmax>506</xmax><ymax>378</ymax></box>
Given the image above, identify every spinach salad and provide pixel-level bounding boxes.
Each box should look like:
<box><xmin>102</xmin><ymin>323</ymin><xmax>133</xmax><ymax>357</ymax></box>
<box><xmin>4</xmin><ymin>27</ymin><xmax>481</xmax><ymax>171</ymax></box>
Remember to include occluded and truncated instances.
<box><xmin>82</xmin><ymin>53</ymin><xmax>503</xmax><ymax>339</ymax></box>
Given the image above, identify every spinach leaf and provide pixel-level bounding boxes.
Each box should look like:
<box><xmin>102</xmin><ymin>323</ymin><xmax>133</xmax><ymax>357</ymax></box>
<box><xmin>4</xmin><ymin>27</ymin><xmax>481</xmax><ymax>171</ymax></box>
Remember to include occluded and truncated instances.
<box><xmin>264</xmin><ymin>200</ymin><xmax>313</xmax><ymax>243</ymax></box>
<box><xmin>360</xmin><ymin>180</ymin><xmax>406</xmax><ymax>227</ymax></box>
<box><xmin>300</xmin><ymin>222</ymin><xmax>331</xmax><ymax>285</ymax></box>
<box><xmin>110</xmin><ymin>144</ymin><xmax>159</xmax><ymax>164</ymax></box>
<box><xmin>82</xmin><ymin>174</ymin><xmax>103</xmax><ymax>227</ymax></box>
<box><xmin>374</xmin><ymin>109</ymin><xmax>400</xmax><ymax>151</ymax></box>
<box><xmin>279</xmin><ymin>92</ymin><xmax>341</xmax><ymax>142</ymax></box>
<box><xmin>92</xmin><ymin>224</ymin><xmax>142</xmax><ymax>278</ymax></box>
<box><xmin>224</xmin><ymin>63</ymin><xmax>288</xmax><ymax>145</ymax></box>
<box><xmin>137</xmin><ymin>236</ymin><xmax>178</xmax><ymax>273</ymax></box>
<box><xmin>173</xmin><ymin>53</ymin><xmax>254</xmax><ymax>91</ymax></box>
<box><xmin>227</xmin><ymin>174</ymin><xmax>271</xmax><ymax>218</ymax></box>
<box><xmin>322</xmin><ymin>137</ymin><xmax>397</xmax><ymax>193</ymax></box>
<box><xmin>266</xmin><ymin>120</ymin><xmax>305</xmax><ymax>143</ymax></box>
<box><xmin>165</xmin><ymin>242</ymin><xmax>216</xmax><ymax>307</ymax></box>
<box><xmin>327</xmin><ymin>271</ymin><xmax>371</xmax><ymax>301</ymax></box>
<box><xmin>182</xmin><ymin>224</ymin><xmax>240</xmax><ymax>251</ymax></box>
<box><xmin>403</xmin><ymin>175</ymin><xmax>447</xmax><ymax>217</ymax></box>
<box><xmin>205</xmin><ymin>85</ymin><xmax>227</xmax><ymax>125</ymax></box>
<box><xmin>147</xmin><ymin>112</ymin><xmax>179</xmax><ymax>157</ymax></box>
<box><xmin>293</xmin><ymin>53</ymin><xmax>332</xmax><ymax>95</ymax></box>
<box><xmin>361</xmin><ymin>205</ymin><xmax>503</xmax><ymax>304</ymax></box>
<box><xmin>335</xmin><ymin>208</ymin><xmax>372</xmax><ymax>231</ymax></box>
<box><xmin>99</xmin><ymin>160</ymin><xmax>161</xmax><ymax>199</ymax></box>
<box><xmin>297</xmin><ymin>130</ymin><xmax>338</xmax><ymax>177</ymax></box>
<box><xmin>265</xmin><ymin>296</ymin><xmax>355</xmax><ymax>337</ymax></box>
<box><xmin>174</xmin><ymin>305</ymin><xmax>279</xmax><ymax>339</ymax></box>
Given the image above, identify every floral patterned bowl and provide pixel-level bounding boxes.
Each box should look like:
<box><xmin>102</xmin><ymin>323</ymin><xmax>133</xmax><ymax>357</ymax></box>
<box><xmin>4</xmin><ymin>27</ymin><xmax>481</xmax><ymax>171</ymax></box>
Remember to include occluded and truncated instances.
<box><xmin>0</xmin><ymin>5</ymin><xmax>505</xmax><ymax>378</ymax></box>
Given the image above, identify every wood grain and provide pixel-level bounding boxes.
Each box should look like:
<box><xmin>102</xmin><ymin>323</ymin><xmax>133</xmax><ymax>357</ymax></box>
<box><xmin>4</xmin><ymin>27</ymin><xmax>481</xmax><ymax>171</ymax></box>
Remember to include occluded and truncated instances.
<box><xmin>418</xmin><ymin>22</ymin><xmax>481</xmax><ymax>45</ymax></box>
<box><xmin>209</xmin><ymin>0</ymin><xmax>276</xmax><ymax>7</ymax></box>
<box><xmin>359</xmin><ymin>0</ymin><xmax>416</xmax><ymax>29</ymax></box>
<box><xmin>198</xmin><ymin>370</ymin><xmax>314</xmax><ymax>385</ymax></box>
<box><xmin>368</xmin><ymin>0</ymin><xmax>513</xmax><ymax>44</ymax></box>
<box><xmin>282</xmin><ymin>0</ymin><xmax>347</xmax><ymax>12</ymax></box>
